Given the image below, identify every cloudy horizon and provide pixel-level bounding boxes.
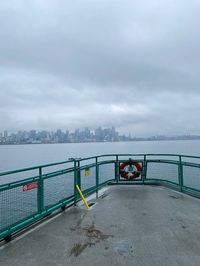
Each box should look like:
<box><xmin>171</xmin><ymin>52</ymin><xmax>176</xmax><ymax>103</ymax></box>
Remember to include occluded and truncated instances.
<box><xmin>1</xmin><ymin>0</ymin><xmax>200</xmax><ymax>137</ymax></box>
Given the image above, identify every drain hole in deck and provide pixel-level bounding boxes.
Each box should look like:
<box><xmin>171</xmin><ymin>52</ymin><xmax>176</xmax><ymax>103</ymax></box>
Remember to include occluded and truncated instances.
<box><xmin>88</xmin><ymin>202</ymin><xmax>95</xmax><ymax>207</ymax></box>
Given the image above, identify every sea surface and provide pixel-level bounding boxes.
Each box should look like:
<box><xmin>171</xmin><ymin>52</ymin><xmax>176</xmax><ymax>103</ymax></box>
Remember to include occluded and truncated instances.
<box><xmin>1</xmin><ymin>140</ymin><xmax>200</xmax><ymax>172</ymax></box>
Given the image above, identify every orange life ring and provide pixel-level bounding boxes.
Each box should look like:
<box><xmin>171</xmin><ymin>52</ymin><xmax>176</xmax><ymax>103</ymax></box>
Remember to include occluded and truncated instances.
<box><xmin>120</xmin><ymin>161</ymin><xmax>142</xmax><ymax>180</ymax></box>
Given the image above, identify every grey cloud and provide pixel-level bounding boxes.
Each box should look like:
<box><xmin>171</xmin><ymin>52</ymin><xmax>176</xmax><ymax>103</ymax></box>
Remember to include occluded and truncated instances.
<box><xmin>0</xmin><ymin>0</ymin><xmax>200</xmax><ymax>135</ymax></box>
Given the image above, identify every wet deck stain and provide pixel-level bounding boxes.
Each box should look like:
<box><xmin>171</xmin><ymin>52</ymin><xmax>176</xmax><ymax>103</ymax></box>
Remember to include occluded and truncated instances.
<box><xmin>70</xmin><ymin>220</ymin><xmax>113</xmax><ymax>257</ymax></box>
<box><xmin>83</xmin><ymin>224</ymin><xmax>113</xmax><ymax>247</ymax></box>
<box><xmin>70</xmin><ymin>243</ymin><xmax>88</xmax><ymax>257</ymax></box>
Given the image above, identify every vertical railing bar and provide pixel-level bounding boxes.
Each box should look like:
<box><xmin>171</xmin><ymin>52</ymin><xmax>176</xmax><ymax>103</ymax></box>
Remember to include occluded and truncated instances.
<box><xmin>95</xmin><ymin>157</ymin><xmax>99</xmax><ymax>199</ymax></box>
<box><xmin>115</xmin><ymin>155</ymin><xmax>119</xmax><ymax>183</ymax></box>
<box><xmin>145</xmin><ymin>155</ymin><xmax>148</xmax><ymax>181</ymax></box>
<box><xmin>38</xmin><ymin>167</ymin><xmax>44</xmax><ymax>213</ymax></box>
<box><xmin>178</xmin><ymin>155</ymin><xmax>183</xmax><ymax>191</ymax></box>
<box><xmin>77</xmin><ymin>160</ymin><xmax>81</xmax><ymax>188</ymax></box>
<box><xmin>142</xmin><ymin>155</ymin><xmax>146</xmax><ymax>184</ymax></box>
<box><xmin>74</xmin><ymin>159</ymin><xmax>77</xmax><ymax>206</ymax></box>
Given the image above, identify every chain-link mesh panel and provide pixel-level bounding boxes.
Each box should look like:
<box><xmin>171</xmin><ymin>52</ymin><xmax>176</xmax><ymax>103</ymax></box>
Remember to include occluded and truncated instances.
<box><xmin>146</xmin><ymin>162</ymin><xmax>179</xmax><ymax>183</ymax></box>
<box><xmin>44</xmin><ymin>173</ymin><xmax>74</xmax><ymax>208</ymax></box>
<box><xmin>0</xmin><ymin>185</ymin><xmax>37</xmax><ymax>232</ymax></box>
<box><xmin>99</xmin><ymin>163</ymin><xmax>115</xmax><ymax>184</ymax></box>
<box><xmin>81</xmin><ymin>167</ymin><xmax>96</xmax><ymax>191</ymax></box>
<box><xmin>183</xmin><ymin>166</ymin><xmax>200</xmax><ymax>190</ymax></box>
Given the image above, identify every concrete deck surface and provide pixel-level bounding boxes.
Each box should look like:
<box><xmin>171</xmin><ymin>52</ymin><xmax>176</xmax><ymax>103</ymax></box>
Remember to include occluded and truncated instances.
<box><xmin>1</xmin><ymin>185</ymin><xmax>200</xmax><ymax>266</ymax></box>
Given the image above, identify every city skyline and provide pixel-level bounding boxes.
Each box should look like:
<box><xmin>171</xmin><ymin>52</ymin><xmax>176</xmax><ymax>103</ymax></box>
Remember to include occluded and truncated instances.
<box><xmin>1</xmin><ymin>126</ymin><xmax>200</xmax><ymax>145</ymax></box>
<box><xmin>0</xmin><ymin>127</ymin><xmax>123</xmax><ymax>144</ymax></box>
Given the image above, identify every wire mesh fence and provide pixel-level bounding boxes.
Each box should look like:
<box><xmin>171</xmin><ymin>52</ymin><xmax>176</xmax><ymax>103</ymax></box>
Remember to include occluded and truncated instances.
<box><xmin>0</xmin><ymin>184</ymin><xmax>38</xmax><ymax>232</ymax></box>
<box><xmin>43</xmin><ymin>172</ymin><xmax>74</xmax><ymax>209</ymax></box>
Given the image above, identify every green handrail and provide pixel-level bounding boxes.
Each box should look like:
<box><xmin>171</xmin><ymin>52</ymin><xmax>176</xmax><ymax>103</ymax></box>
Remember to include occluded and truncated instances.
<box><xmin>1</xmin><ymin>153</ymin><xmax>200</xmax><ymax>242</ymax></box>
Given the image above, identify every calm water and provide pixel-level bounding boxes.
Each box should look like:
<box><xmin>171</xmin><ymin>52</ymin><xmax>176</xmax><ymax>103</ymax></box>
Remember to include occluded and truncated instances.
<box><xmin>0</xmin><ymin>140</ymin><xmax>200</xmax><ymax>172</ymax></box>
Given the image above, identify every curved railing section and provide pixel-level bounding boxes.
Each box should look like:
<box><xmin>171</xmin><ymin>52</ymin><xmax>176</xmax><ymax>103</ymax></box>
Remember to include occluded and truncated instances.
<box><xmin>1</xmin><ymin>153</ymin><xmax>200</xmax><ymax>241</ymax></box>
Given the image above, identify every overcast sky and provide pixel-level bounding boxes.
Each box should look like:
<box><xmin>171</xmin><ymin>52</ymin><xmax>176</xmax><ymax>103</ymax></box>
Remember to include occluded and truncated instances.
<box><xmin>0</xmin><ymin>0</ymin><xmax>200</xmax><ymax>136</ymax></box>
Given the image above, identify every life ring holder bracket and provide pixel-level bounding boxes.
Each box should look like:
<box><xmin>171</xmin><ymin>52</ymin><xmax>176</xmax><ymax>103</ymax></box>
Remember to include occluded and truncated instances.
<box><xmin>118</xmin><ymin>160</ymin><xmax>143</xmax><ymax>181</ymax></box>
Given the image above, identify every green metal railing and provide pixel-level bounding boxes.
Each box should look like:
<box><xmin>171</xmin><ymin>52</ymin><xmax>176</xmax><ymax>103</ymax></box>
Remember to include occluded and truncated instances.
<box><xmin>1</xmin><ymin>153</ymin><xmax>200</xmax><ymax>242</ymax></box>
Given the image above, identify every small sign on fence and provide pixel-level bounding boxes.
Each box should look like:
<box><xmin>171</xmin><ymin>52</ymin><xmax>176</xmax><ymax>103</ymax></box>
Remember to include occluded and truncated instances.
<box><xmin>85</xmin><ymin>168</ymin><xmax>90</xmax><ymax>176</ymax></box>
<box><xmin>23</xmin><ymin>182</ymin><xmax>38</xmax><ymax>192</ymax></box>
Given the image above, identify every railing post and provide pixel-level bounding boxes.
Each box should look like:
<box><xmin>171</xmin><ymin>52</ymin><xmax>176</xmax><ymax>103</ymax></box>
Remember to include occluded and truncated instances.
<box><xmin>115</xmin><ymin>155</ymin><xmax>119</xmax><ymax>183</ymax></box>
<box><xmin>77</xmin><ymin>160</ymin><xmax>81</xmax><ymax>188</ymax></box>
<box><xmin>74</xmin><ymin>159</ymin><xmax>78</xmax><ymax>205</ymax></box>
<box><xmin>142</xmin><ymin>155</ymin><xmax>147</xmax><ymax>184</ymax></box>
<box><xmin>38</xmin><ymin>167</ymin><xmax>44</xmax><ymax>213</ymax></box>
<box><xmin>178</xmin><ymin>156</ymin><xmax>183</xmax><ymax>192</ymax></box>
<box><xmin>95</xmin><ymin>157</ymin><xmax>99</xmax><ymax>199</ymax></box>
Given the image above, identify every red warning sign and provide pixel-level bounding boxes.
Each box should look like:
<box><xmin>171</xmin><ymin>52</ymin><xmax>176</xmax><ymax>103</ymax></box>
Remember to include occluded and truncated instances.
<box><xmin>23</xmin><ymin>182</ymin><xmax>38</xmax><ymax>191</ymax></box>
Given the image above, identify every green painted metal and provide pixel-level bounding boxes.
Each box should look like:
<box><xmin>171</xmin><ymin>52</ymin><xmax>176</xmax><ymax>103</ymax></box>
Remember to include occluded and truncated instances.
<box><xmin>142</xmin><ymin>155</ymin><xmax>147</xmax><ymax>184</ymax></box>
<box><xmin>77</xmin><ymin>161</ymin><xmax>81</xmax><ymax>188</ymax></box>
<box><xmin>178</xmin><ymin>156</ymin><xmax>183</xmax><ymax>192</ymax></box>
<box><xmin>73</xmin><ymin>159</ymin><xmax>78</xmax><ymax>205</ymax></box>
<box><xmin>38</xmin><ymin>167</ymin><xmax>44</xmax><ymax>213</ymax></box>
<box><xmin>1</xmin><ymin>153</ymin><xmax>200</xmax><ymax>241</ymax></box>
<box><xmin>114</xmin><ymin>155</ymin><xmax>119</xmax><ymax>183</ymax></box>
<box><xmin>95</xmin><ymin>157</ymin><xmax>99</xmax><ymax>198</ymax></box>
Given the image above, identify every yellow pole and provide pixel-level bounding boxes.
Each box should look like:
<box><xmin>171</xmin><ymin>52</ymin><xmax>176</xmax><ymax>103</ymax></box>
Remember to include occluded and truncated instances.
<box><xmin>76</xmin><ymin>184</ymin><xmax>90</xmax><ymax>209</ymax></box>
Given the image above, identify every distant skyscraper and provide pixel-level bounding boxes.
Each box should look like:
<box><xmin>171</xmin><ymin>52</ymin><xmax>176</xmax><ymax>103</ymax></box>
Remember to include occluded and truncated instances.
<box><xmin>4</xmin><ymin>130</ymin><xmax>8</xmax><ymax>138</ymax></box>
